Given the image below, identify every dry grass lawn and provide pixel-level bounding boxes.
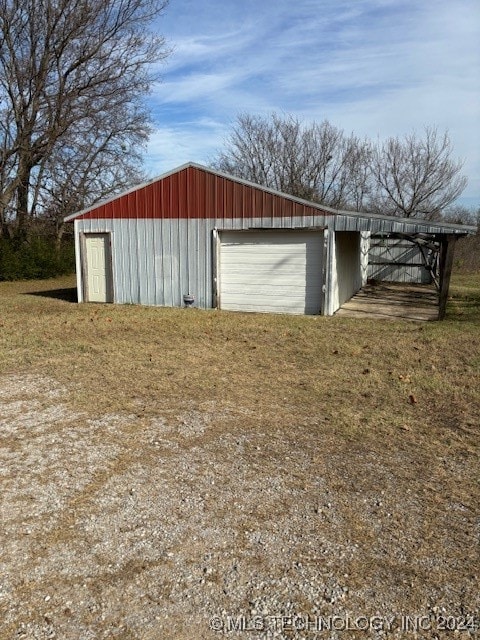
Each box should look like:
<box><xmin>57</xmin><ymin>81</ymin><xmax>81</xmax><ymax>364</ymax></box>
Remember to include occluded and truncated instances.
<box><xmin>0</xmin><ymin>273</ymin><xmax>479</xmax><ymax>639</ymax></box>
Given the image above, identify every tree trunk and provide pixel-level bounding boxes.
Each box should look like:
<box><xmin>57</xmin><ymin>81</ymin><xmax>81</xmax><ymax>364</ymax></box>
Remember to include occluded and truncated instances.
<box><xmin>55</xmin><ymin>220</ymin><xmax>66</xmax><ymax>250</ymax></box>
<box><xmin>14</xmin><ymin>160</ymin><xmax>32</xmax><ymax>239</ymax></box>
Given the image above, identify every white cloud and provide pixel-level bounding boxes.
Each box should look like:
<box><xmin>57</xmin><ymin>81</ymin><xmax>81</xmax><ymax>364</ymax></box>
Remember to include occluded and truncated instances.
<box><xmin>145</xmin><ymin>120</ymin><xmax>228</xmax><ymax>177</ymax></box>
<box><xmin>147</xmin><ymin>0</ymin><xmax>480</xmax><ymax>202</ymax></box>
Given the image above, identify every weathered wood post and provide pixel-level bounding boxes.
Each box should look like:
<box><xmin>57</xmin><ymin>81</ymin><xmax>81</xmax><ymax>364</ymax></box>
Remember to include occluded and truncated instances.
<box><xmin>438</xmin><ymin>234</ymin><xmax>457</xmax><ymax>320</ymax></box>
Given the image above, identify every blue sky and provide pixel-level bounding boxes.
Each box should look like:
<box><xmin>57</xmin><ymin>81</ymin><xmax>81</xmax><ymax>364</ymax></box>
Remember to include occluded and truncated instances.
<box><xmin>145</xmin><ymin>0</ymin><xmax>480</xmax><ymax>208</ymax></box>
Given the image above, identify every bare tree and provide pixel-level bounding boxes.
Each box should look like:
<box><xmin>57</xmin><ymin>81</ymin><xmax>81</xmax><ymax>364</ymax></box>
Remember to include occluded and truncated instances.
<box><xmin>215</xmin><ymin>116</ymin><xmax>468</xmax><ymax>220</ymax></box>
<box><xmin>35</xmin><ymin>126</ymin><xmax>148</xmax><ymax>247</ymax></box>
<box><xmin>441</xmin><ymin>203</ymin><xmax>478</xmax><ymax>226</ymax></box>
<box><xmin>213</xmin><ymin>113</ymin><xmax>372</xmax><ymax>210</ymax></box>
<box><xmin>369</xmin><ymin>127</ymin><xmax>467</xmax><ymax>219</ymax></box>
<box><xmin>0</xmin><ymin>0</ymin><xmax>169</xmax><ymax>237</ymax></box>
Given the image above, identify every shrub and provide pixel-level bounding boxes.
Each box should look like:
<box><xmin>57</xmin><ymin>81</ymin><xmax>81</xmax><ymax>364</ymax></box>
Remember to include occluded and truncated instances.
<box><xmin>0</xmin><ymin>236</ymin><xmax>75</xmax><ymax>281</ymax></box>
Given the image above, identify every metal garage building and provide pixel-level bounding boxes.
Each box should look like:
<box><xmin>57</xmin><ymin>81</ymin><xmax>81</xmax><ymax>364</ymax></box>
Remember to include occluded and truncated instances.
<box><xmin>65</xmin><ymin>163</ymin><xmax>473</xmax><ymax>318</ymax></box>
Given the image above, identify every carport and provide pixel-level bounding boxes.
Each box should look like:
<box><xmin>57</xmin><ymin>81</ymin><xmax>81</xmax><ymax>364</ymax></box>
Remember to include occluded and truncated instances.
<box><xmin>334</xmin><ymin>213</ymin><xmax>475</xmax><ymax>320</ymax></box>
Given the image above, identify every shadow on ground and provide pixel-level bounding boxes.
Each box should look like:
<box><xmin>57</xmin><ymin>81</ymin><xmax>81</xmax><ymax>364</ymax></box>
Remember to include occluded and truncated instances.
<box><xmin>25</xmin><ymin>288</ymin><xmax>78</xmax><ymax>303</ymax></box>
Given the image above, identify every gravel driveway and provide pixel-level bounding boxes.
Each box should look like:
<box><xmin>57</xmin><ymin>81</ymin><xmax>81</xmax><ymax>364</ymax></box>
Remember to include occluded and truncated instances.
<box><xmin>1</xmin><ymin>374</ymin><xmax>478</xmax><ymax>639</ymax></box>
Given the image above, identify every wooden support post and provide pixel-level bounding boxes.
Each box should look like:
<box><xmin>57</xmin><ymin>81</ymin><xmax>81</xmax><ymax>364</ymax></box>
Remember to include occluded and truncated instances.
<box><xmin>438</xmin><ymin>234</ymin><xmax>457</xmax><ymax>320</ymax></box>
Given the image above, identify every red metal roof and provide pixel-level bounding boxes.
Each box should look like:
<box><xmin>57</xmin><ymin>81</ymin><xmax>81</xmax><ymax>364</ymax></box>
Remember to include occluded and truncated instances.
<box><xmin>67</xmin><ymin>164</ymin><xmax>334</xmax><ymax>221</ymax></box>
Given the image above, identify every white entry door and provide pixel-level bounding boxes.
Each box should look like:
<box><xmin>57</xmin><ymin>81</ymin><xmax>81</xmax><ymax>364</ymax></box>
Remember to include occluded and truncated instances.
<box><xmin>85</xmin><ymin>234</ymin><xmax>113</xmax><ymax>302</ymax></box>
<box><xmin>219</xmin><ymin>230</ymin><xmax>324</xmax><ymax>315</ymax></box>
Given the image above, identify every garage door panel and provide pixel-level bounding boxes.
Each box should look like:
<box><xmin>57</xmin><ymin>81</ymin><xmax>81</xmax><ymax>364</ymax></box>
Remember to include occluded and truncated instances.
<box><xmin>222</xmin><ymin>284</ymin><xmax>308</xmax><ymax>296</ymax></box>
<box><xmin>220</xmin><ymin>275</ymin><xmax>310</xmax><ymax>287</ymax></box>
<box><xmin>219</xmin><ymin>230</ymin><xmax>323</xmax><ymax>315</ymax></box>
<box><xmin>221</xmin><ymin>299</ymin><xmax>320</xmax><ymax>314</ymax></box>
<box><xmin>221</xmin><ymin>262</ymin><xmax>322</xmax><ymax>273</ymax></box>
<box><xmin>221</xmin><ymin>250</ymin><xmax>311</xmax><ymax>261</ymax></box>
<box><xmin>222</xmin><ymin>256</ymin><xmax>322</xmax><ymax>267</ymax></box>
<box><xmin>222</xmin><ymin>295</ymin><xmax>309</xmax><ymax>309</ymax></box>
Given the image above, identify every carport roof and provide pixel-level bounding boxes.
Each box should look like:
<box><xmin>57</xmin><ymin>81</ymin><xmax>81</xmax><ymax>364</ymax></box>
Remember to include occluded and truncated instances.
<box><xmin>65</xmin><ymin>162</ymin><xmax>476</xmax><ymax>236</ymax></box>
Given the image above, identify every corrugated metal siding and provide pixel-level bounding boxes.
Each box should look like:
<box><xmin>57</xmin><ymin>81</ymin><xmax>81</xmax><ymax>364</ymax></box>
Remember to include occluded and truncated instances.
<box><xmin>74</xmin><ymin>166</ymin><xmax>334</xmax><ymax>223</ymax></box>
<box><xmin>75</xmin><ymin>217</ymin><xmax>332</xmax><ymax>310</ymax></box>
<box><xmin>76</xmin><ymin>219</ymin><xmax>209</xmax><ymax>308</ymax></box>
<box><xmin>368</xmin><ymin>238</ymin><xmax>432</xmax><ymax>283</ymax></box>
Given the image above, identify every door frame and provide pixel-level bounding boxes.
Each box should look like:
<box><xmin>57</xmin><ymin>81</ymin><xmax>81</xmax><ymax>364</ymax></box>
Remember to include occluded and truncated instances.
<box><xmin>80</xmin><ymin>232</ymin><xmax>114</xmax><ymax>303</ymax></box>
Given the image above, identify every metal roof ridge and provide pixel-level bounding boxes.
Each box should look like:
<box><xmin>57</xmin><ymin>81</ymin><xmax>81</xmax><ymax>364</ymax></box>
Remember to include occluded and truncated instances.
<box><xmin>64</xmin><ymin>161</ymin><xmax>477</xmax><ymax>233</ymax></box>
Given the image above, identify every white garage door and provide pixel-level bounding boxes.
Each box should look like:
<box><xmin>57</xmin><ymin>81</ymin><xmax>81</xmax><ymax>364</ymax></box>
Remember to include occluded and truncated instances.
<box><xmin>219</xmin><ymin>230</ymin><xmax>324</xmax><ymax>315</ymax></box>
